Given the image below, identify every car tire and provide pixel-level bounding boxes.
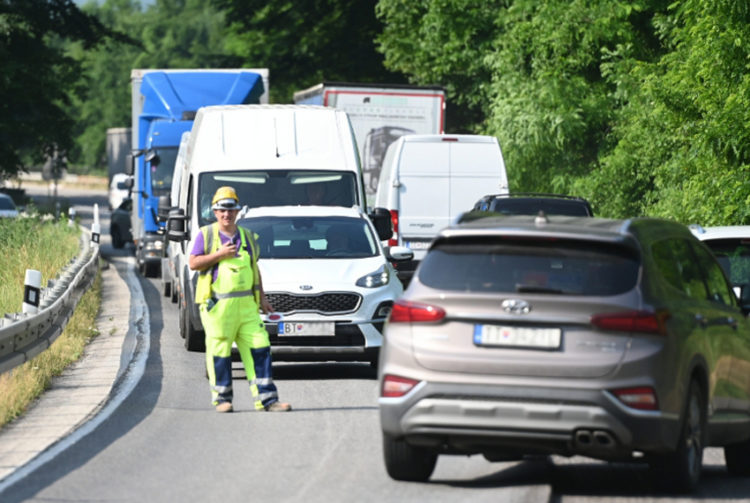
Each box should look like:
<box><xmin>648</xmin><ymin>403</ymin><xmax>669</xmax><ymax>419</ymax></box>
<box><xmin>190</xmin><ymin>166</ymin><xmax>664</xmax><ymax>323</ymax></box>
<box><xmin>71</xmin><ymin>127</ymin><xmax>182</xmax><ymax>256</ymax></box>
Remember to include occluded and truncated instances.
<box><xmin>382</xmin><ymin>433</ymin><xmax>437</xmax><ymax>482</ymax></box>
<box><xmin>725</xmin><ymin>437</ymin><xmax>750</xmax><ymax>476</ymax></box>
<box><xmin>181</xmin><ymin>301</ymin><xmax>205</xmax><ymax>352</ymax></box>
<box><xmin>163</xmin><ymin>279</ymin><xmax>171</xmax><ymax>298</ymax></box>
<box><xmin>170</xmin><ymin>282</ymin><xmax>179</xmax><ymax>303</ymax></box>
<box><xmin>648</xmin><ymin>380</ymin><xmax>705</xmax><ymax>492</ymax></box>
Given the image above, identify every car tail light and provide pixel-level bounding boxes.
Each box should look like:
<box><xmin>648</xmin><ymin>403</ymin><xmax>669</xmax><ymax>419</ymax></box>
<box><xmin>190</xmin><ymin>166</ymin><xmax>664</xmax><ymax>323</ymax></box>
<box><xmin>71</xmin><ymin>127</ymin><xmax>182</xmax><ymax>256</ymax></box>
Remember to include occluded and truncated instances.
<box><xmin>612</xmin><ymin>386</ymin><xmax>659</xmax><ymax>410</ymax></box>
<box><xmin>382</xmin><ymin>374</ymin><xmax>421</xmax><ymax>398</ymax></box>
<box><xmin>388</xmin><ymin>209</ymin><xmax>399</xmax><ymax>247</ymax></box>
<box><xmin>389</xmin><ymin>299</ymin><xmax>446</xmax><ymax>323</ymax></box>
<box><xmin>590</xmin><ymin>310</ymin><xmax>669</xmax><ymax>335</ymax></box>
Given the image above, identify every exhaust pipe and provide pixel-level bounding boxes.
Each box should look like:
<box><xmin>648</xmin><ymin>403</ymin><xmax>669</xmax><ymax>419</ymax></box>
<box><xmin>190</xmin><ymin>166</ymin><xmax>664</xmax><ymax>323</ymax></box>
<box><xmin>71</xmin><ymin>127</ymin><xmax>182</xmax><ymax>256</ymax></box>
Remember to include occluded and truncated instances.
<box><xmin>574</xmin><ymin>429</ymin><xmax>617</xmax><ymax>450</ymax></box>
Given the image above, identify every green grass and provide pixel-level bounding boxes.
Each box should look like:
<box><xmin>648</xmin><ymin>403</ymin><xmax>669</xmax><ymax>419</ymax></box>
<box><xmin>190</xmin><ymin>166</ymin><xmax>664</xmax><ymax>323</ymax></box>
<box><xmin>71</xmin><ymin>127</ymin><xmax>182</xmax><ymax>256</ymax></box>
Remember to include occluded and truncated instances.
<box><xmin>0</xmin><ymin>214</ymin><xmax>100</xmax><ymax>428</ymax></box>
<box><xmin>0</xmin><ymin>214</ymin><xmax>79</xmax><ymax>315</ymax></box>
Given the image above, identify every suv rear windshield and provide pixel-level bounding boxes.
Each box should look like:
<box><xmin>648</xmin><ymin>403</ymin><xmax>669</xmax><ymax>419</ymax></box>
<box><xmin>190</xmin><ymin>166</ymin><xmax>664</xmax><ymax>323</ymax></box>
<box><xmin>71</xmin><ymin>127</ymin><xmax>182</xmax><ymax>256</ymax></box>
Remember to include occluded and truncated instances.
<box><xmin>417</xmin><ymin>237</ymin><xmax>639</xmax><ymax>295</ymax></box>
<box><xmin>489</xmin><ymin>198</ymin><xmax>592</xmax><ymax>216</ymax></box>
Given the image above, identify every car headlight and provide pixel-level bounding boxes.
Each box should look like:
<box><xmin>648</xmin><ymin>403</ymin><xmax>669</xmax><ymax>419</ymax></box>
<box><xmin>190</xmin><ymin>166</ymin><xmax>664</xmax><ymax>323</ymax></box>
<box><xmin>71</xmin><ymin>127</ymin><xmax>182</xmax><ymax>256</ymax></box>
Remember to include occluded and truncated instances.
<box><xmin>356</xmin><ymin>265</ymin><xmax>389</xmax><ymax>288</ymax></box>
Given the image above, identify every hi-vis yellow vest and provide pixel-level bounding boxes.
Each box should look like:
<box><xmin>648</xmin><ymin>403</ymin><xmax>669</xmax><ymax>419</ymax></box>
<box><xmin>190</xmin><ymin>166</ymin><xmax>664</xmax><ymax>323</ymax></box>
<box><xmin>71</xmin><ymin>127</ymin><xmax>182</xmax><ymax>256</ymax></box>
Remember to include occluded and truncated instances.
<box><xmin>194</xmin><ymin>224</ymin><xmax>261</xmax><ymax>305</ymax></box>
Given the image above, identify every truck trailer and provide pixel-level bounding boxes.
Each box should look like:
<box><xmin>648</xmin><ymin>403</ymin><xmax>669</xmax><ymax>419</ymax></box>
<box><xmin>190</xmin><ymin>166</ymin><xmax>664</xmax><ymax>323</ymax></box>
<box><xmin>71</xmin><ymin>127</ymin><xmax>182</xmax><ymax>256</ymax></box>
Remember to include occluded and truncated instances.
<box><xmin>293</xmin><ymin>82</ymin><xmax>445</xmax><ymax>203</ymax></box>
<box><xmin>128</xmin><ymin>68</ymin><xmax>269</xmax><ymax>277</ymax></box>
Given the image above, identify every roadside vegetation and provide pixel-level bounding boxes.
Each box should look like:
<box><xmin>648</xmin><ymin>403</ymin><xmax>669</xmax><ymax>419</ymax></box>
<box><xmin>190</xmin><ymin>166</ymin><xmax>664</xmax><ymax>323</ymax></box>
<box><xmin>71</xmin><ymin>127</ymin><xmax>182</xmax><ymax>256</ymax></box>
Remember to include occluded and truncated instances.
<box><xmin>0</xmin><ymin>215</ymin><xmax>101</xmax><ymax>428</ymax></box>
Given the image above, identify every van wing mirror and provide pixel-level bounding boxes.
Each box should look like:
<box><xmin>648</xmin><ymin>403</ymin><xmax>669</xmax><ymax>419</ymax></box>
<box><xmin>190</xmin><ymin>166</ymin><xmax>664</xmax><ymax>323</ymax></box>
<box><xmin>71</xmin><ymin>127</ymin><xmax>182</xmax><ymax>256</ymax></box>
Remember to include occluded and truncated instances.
<box><xmin>167</xmin><ymin>208</ymin><xmax>188</xmax><ymax>242</ymax></box>
<box><xmin>369</xmin><ymin>207</ymin><xmax>392</xmax><ymax>241</ymax></box>
<box><xmin>125</xmin><ymin>153</ymin><xmax>134</xmax><ymax>176</ymax></box>
<box><xmin>157</xmin><ymin>195</ymin><xmax>172</xmax><ymax>223</ymax></box>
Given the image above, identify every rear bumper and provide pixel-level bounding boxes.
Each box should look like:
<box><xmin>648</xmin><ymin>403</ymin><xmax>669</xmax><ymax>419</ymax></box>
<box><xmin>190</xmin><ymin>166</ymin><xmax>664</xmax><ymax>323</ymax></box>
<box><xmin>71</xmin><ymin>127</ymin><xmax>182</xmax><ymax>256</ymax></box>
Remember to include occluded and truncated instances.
<box><xmin>379</xmin><ymin>381</ymin><xmax>681</xmax><ymax>460</ymax></box>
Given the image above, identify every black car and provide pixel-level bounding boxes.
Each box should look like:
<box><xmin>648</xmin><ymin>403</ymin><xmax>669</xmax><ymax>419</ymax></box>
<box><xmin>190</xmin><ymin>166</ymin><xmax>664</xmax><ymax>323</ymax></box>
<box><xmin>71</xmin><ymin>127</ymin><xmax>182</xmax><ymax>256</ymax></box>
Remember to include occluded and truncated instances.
<box><xmin>471</xmin><ymin>192</ymin><xmax>594</xmax><ymax>217</ymax></box>
<box><xmin>110</xmin><ymin>198</ymin><xmax>133</xmax><ymax>249</ymax></box>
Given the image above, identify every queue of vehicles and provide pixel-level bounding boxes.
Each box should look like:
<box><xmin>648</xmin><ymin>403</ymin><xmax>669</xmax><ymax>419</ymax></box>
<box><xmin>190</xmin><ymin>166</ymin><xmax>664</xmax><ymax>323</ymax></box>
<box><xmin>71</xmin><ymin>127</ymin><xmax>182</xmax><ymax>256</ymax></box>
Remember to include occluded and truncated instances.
<box><xmin>105</xmin><ymin>71</ymin><xmax>750</xmax><ymax>493</ymax></box>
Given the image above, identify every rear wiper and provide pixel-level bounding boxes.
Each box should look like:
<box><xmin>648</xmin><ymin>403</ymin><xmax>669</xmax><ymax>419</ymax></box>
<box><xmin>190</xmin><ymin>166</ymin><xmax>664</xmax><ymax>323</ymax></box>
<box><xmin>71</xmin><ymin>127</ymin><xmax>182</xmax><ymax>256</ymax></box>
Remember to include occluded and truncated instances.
<box><xmin>515</xmin><ymin>284</ymin><xmax>564</xmax><ymax>294</ymax></box>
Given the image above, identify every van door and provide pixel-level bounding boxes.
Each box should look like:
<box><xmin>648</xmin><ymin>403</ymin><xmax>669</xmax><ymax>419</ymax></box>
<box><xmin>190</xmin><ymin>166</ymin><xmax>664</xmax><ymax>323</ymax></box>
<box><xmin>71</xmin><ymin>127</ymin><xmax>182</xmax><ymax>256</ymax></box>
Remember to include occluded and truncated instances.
<box><xmin>448</xmin><ymin>140</ymin><xmax>507</xmax><ymax>221</ymax></box>
<box><xmin>397</xmin><ymin>141</ymin><xmax>450</xmax><ymax>260</ymax></box>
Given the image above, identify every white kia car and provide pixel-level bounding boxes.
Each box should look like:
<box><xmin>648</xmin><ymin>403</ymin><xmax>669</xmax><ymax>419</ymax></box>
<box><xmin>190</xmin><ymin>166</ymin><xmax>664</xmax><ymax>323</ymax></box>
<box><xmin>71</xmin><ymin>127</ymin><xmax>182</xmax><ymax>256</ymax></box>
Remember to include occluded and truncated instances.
<box><xmin>236</xmin><ymin>205</ymin><xmax>412</xmax><ymax>364</ymax></box>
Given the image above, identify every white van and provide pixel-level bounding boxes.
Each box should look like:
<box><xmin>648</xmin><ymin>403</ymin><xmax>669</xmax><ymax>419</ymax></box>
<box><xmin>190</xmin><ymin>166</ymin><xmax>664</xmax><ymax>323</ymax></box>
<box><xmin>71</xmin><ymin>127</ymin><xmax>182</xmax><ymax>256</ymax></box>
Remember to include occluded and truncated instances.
<box><xmin>167</xmin><ymin>104</ymin><xmax>390</xmax><ymax>351</ymax></box>
<box><xmin>375</xmin><ymin>134</ymin><xmax>508</xmax><ymax>283</ymax></box>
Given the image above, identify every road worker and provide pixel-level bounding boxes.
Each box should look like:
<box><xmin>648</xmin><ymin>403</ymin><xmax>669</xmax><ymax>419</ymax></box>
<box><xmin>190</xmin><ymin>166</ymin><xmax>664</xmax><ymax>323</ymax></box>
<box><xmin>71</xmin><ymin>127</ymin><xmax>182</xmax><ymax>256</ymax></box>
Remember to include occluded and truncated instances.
<box><xmin>188</xmin><ymin>186</ymin><xmax>291</xmax><ymax>413</ymax></box>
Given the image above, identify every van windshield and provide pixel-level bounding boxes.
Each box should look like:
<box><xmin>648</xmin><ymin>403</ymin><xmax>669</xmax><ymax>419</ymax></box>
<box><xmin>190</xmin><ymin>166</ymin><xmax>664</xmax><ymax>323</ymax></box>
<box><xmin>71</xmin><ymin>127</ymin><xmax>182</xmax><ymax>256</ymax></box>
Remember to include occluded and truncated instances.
<box><xmin>197</xmin><ymin>170</ymin><xmax>358</xmax><ymax>226</ymax></box>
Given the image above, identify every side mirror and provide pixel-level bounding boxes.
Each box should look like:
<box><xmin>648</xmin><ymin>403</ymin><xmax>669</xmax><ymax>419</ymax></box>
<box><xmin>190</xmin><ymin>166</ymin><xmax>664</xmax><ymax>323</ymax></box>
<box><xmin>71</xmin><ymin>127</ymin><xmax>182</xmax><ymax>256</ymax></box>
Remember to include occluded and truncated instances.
<box><xmin>384</xmin><ymin>245</ymin><xmax>414</xmax><ymax>262</ymax></box>
<box><xmin>124</xmin><ymin>176</ymin><xmax>134</xmax><ymax>189</ymax></box>
<box><xmin>125</xmin><ymin>154</ymin><xmax>134</xmax><ymax>176</ymax></box>
<box><xmin>157</xmin><ymin>195</ymin><xmax>172</xmax><ymax>223</ymax></box>
<box><xmin>369</xmin><ymin>207</ymin><xmax>393</xmax><ymax>241</ymax></box>
<box><xmin>167</xmin><ymin>208</ymin><xmax>188</xmax><ymax>242</ymax></box>
<box><xmin>145</xmin><ymin>150</ymin><xmax>160</xmax><ymax>167</ymax></box>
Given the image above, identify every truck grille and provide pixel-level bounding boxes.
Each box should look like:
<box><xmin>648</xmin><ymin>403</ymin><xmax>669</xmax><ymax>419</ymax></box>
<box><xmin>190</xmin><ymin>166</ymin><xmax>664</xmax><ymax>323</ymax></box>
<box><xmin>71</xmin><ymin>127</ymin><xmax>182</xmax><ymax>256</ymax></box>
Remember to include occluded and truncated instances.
<box><xmin>266</xmin><ymin>292</ymin><xmax>361</xmax><ymax>314</ymax></box>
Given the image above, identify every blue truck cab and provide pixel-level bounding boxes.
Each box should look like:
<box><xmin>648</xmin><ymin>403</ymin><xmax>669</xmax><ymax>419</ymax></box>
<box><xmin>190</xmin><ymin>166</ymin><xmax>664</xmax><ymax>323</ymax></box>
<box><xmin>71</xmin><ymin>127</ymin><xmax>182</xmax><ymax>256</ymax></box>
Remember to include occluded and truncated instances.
<box><xmin>129</xmin><ymin>70</ymin><xmax>267</xmax><ymax>276</ymax></box>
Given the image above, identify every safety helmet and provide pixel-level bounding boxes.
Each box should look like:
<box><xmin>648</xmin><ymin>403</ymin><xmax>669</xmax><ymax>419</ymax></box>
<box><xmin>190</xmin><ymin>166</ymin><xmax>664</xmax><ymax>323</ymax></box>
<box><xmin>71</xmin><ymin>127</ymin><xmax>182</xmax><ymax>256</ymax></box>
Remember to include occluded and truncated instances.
<box><xmin>211</xmin><ymin>186</ymin><xmax>241</xmax><ymax>210</ymax></box>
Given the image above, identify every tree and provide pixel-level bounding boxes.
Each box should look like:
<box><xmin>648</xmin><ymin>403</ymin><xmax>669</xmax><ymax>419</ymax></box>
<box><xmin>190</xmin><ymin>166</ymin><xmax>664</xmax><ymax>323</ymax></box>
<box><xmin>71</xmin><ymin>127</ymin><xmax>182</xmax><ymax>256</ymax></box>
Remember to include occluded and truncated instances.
<box><xmin>0</xmin><ymin>0</ymin><xmax>122</xmax><ymax>179</ymax></box>
<box><xmin>214</xmin><ymin>0</ymin><xmax>405</xmax><ymax>103</ymax></box>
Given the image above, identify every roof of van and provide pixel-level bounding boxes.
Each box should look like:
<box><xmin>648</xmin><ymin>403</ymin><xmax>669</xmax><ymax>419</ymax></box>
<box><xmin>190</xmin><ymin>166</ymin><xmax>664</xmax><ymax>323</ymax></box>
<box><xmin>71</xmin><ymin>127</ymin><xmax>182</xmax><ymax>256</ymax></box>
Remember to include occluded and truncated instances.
<box><xmin>188</xmin><ymin>105</ymin><xmax>359</xmax><ymax>173</ymax></box>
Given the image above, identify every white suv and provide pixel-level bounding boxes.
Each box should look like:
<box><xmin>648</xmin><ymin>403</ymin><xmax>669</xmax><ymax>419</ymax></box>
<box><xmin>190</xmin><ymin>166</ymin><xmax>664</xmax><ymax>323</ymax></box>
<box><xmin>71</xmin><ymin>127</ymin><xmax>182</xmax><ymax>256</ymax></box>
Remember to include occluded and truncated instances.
<box><xmin>690</xmin><ymin>224</ymin><xmax>750</xmax><ymax>301</ymax></box>
<box><xmin>236</xmin><ymin>205</ymin><xmax>412</xmax><ymax>364</ymax></box>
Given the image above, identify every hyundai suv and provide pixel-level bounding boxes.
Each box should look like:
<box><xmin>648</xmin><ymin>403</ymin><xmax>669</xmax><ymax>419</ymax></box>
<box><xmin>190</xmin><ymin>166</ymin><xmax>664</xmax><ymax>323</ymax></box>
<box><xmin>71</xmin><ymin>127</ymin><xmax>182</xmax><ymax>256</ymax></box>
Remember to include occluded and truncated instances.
<box><xmin>379</xmin><ymin>214</ymin><xmax>750</xmax><ymax>491</ymax></box>
<box><xmin>471</xmin><ymin>192</ymin><xmax>594</xmax><ymax>217</ymax></box>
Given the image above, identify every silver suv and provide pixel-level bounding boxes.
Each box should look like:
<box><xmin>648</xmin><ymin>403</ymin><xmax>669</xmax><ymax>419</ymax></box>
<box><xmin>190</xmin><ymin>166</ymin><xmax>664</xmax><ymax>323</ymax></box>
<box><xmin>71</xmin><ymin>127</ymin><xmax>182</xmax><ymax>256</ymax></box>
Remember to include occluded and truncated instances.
<box><xmin>378</xmin><ymin>214</ymin><xmax>750</xmax><ymax>491</ymax></box>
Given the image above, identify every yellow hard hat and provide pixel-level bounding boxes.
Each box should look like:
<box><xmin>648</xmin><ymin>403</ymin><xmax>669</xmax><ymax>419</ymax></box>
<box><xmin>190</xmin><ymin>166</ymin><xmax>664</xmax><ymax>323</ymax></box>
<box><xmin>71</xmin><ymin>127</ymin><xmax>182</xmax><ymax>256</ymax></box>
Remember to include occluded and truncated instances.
<box><xmin>211</xmin><ymin>186</ymin><xmax>240</xmax><ymax>210</ymax></box>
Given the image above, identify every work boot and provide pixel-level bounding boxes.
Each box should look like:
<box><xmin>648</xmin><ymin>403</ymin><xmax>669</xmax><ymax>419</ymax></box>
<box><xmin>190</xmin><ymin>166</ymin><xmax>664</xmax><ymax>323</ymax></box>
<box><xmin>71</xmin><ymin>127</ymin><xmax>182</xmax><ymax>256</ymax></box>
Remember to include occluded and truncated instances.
<box><xmin>264</xmin><ymin>401</ymin><xmax>292</xmax><ymax>412</ymax></box>
<box><xmin>215</xmin><ymin>401</ymin><xmax>233</xmax><ymax>413</ymax></box>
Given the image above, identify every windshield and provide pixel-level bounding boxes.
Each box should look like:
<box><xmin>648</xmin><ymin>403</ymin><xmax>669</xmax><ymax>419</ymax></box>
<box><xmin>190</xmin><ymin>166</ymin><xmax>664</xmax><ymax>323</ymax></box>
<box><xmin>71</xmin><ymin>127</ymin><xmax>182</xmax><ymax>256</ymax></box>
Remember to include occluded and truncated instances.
<box><xmin>0</xmin><ymin>197</ymin><xmax>16</xmax><ymax>210</ymax></box>
<box><xmin>236</xmin><ymin>215</ymin><xmax>378</xmax><ymax>259</ymax></box>
<box><xmin>198</xmin><ymin>170</ymin><xmax>358</xmax><ymax>226</ymax></box>
<box><xmin>701</xmin><ymin>238</ymin><xmax>750</xmax><ymax>286</ymax></box>
<box><xmin>150</xmin><ymin>147</ymin><xmax>178</xmax><ymax>196</ymax></box>
<box><xmin>418</xmin><ymin>237</ymin><xmax>639</xmax><ymax>295</ymax></box>
<box><xmin>489</xmin><ymin>198</ymin><xmax>592</xmax><ymax>216</ymax></box>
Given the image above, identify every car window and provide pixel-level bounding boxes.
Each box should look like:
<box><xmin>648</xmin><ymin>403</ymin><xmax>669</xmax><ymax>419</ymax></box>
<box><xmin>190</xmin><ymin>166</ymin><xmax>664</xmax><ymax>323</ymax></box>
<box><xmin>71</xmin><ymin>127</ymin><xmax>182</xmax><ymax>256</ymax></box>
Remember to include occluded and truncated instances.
<box><xmin>488</xmin><ymin>198</ymin><xmax>592</xmax><ymax>216</ymax></box>
<box><xmin>691</xmin><ymin>242</ymin><xmax>737</xmax><ymax>306</ymax></box>
<box><xmin>198</xmin><ymin>170</ymin><xmax>358</xmax><ymax>227</ymax></box>
<box><xmin>0</xmin><ymin>196</ymin><xmax>16</xmax><ymax>210</ymax></box>
<box><xmin>652</xmin><ymin>238</ymin><xmax>708</xmax><ymax>301</ymax></box>
<box><xmin>417</xmin><ymin>237</ymin><xmax>639</xmax><ymax>295</ymax></box>
<box><xmin>237</xmin><ymin>216</ymin><xmax>377</xmax><ymax>259</ymax></box>
<box><xmin>700</xmin><ymin>238</ymin><xmax>750</xmax><ymax>287</ymax></box>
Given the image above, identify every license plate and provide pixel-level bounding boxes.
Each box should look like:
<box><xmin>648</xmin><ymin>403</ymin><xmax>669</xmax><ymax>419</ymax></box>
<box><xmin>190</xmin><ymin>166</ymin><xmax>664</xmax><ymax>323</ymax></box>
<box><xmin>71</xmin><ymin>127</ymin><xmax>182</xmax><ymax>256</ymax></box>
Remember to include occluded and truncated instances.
<box><xmin>404</xmin><ymin>240</ymin><xmax>431</xmax><ymax>250</ymax></box>
<box><xmin>473</xmin><ymin>324</ymin><xmax>561</xmax><ymax>349</ymax></box>
<box><xmin>277</xmin><ymin>322</ymin><xmax>335</xmax><ymax>336</ymax></box>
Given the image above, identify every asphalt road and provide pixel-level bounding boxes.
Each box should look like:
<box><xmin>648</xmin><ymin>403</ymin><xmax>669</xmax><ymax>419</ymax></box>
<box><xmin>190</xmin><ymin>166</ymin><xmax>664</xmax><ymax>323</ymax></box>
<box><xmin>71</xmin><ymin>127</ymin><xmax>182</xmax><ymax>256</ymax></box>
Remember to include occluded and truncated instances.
<box><xmin>2</xmin><ymin>184</ymin><xmax>749</xmax><ymax>502</ymax></box>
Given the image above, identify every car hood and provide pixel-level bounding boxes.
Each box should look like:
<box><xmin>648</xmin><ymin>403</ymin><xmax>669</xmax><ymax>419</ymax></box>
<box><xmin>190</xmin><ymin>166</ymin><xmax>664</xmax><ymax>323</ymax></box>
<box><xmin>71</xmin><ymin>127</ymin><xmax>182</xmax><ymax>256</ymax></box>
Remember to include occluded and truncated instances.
<box><xmin>258</xmin><ymin>256</ymin><xmax>389</xmax><ymax>293</ymax></box>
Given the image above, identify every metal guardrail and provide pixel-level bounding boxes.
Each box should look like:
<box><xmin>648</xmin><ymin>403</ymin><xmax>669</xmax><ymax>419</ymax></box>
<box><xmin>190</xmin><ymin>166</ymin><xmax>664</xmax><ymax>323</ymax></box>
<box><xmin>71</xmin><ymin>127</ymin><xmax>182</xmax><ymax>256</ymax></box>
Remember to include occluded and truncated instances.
<box><xmin>0</xmin><ymin>228</ymin><xmax>100</xmax><ymax>374</ymax></box>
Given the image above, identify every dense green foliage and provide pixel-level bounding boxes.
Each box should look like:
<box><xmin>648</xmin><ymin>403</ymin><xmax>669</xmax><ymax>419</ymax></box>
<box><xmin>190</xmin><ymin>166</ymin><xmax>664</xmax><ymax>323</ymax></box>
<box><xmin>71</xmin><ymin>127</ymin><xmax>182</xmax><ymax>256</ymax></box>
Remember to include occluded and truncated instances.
<box><xmin>376</xmin><ymin>0</ymin><xmax>750</xmax><ymax>224</ymax></box>
<box><xmin>2</xmin><ymin>0</ymin><xmax>749</xmax><ymax>224</ymax></box>
<box><xmin>0</xmin><ymin>0</ymin><xmax>120</xmax><ymax>179</ymax></box>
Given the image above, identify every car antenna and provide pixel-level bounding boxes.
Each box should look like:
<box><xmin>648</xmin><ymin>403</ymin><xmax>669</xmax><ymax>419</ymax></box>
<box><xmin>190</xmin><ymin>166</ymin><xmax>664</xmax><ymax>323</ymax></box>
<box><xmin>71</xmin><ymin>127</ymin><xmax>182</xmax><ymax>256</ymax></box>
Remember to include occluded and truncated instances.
<box><xmin>274</xmin><ymin>118</ymin><xmax>280</xmax><ymax>158</ymax></box>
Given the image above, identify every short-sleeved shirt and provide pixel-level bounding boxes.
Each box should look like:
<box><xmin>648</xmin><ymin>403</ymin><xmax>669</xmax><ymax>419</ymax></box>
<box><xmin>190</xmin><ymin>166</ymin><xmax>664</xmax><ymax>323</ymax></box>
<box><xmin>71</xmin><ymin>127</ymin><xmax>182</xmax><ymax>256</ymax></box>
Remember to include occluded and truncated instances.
<box><xmin>190</xmin><ymin>227</ymin><xmax>241</xmax><ymax>282</ymax></box>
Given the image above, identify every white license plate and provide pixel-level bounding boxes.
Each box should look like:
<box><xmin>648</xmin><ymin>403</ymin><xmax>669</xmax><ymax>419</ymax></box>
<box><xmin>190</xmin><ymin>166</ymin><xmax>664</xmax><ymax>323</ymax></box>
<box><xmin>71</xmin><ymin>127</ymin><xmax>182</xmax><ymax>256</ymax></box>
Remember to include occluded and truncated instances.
<box><xmin>473</xmin><ymin>324</ymin><xmax>561</xmax><ymax>349</ymax></box>
<box><xmin>404</xmin><ymin>240</ymin><xmax>431</xmax><ymax>250</ymax></box>
<box><xmin>278</xmin><ymin>322</ymin><xmax>335</xmax><ymax>336</ymax></box>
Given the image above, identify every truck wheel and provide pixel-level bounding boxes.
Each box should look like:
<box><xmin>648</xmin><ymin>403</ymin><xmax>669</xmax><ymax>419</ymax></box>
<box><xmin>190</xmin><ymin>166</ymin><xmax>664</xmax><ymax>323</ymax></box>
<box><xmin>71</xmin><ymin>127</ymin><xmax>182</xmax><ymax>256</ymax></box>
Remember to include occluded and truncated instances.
<box><xmin>648</xmin><ymin>380</ymin><xmax>705</xmax><ymax>492</ymax></box>
<box><xmin>181</xmin><ymin>302</ymin><xmax>205</xmax><ymax>352</ymax></box>
<box><xmin>382</xmin><ymin>433</ymin><xmax>437</xmax><ymax>482</ymax></box>
<box><xmin>162</xmin><ymin>279</ymin><xmax>171</xmax><ymax>298</ymax></box>
<box><xmin>725</xmin><ymin>437</ymin><xmax>750</xmax><ymax>476</ymax></box>
<box><xmin>144</xmin><ymin>262</ymin><xmax>160</xmax><ymax>278</ymax></box>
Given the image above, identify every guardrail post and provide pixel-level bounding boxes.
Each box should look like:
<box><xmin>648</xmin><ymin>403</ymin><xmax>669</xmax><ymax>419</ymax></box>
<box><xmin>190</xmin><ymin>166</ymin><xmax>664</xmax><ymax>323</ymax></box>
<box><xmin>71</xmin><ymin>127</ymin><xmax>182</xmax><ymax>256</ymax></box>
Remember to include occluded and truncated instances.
<box><xmin>23</xmin><ymin>269</ymin><xmax>42</xmax><ymax>315</ymax></box>
<box><xmin>91</xmin><ymin>203</ymin><xmax>100</xmax><ymax>246</ymax></box>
